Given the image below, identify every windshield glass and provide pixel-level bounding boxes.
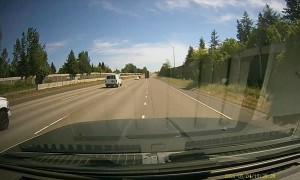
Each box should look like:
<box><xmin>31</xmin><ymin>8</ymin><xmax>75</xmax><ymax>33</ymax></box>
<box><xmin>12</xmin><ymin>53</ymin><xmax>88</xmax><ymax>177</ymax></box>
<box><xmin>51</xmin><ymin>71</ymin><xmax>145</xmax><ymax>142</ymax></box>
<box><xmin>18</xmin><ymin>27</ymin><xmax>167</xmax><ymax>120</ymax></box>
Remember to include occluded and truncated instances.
<box><xmin>0</xmin><ymin>0</ymin><xmax>300</xmax><ymax>178</ymax></box>
<box><xmin>106</xmin><ymin>75</ymin><xmax>115</xmax><ymax>79</ymax></box>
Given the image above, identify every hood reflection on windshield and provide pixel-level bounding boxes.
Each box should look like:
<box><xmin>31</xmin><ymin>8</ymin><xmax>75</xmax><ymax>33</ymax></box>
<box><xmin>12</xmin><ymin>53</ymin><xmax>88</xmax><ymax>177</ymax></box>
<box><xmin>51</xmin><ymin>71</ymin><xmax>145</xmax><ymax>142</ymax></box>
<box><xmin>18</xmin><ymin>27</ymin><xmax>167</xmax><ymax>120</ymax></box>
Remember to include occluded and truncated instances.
<box><xmin>6</xmin><ymin>117</ymin><xmax>295</xmax><ymax>154</ymax></box>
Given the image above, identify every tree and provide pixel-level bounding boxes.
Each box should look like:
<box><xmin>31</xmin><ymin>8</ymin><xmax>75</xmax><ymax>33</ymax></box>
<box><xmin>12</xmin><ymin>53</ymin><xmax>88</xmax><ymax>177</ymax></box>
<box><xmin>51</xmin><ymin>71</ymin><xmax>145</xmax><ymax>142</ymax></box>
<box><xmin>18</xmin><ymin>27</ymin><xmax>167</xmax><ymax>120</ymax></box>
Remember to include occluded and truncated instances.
<box><xmin>77</xmin><ymin>51</ymin><xmax>92</xmax><ymax>75</ymax></box>
<box><xmin>257</xmin><ymin>4</ymin><xmax>281</xmax><ymax>28</ymax></box>
<box><xmin>0</xmin><ymin>29</ymin><xmax>9</xmax><ymax>78</ymax></box>
<box><xmin>121</xmin><ymin>63</ymin><xmax>137</xmax><ymax>73</ymax></box>
<box><xmin>12</xmin><ymin>28</ymin><xmax>50</xmax><ymax>84</ymax></box>
<box><xmin>58</xmin><ymin>64</ymin><xmax>66</xmax><ymax>74</ymax></box>
<box><xmin>142</xmin><ymin>66</ymin><xmax>148</xmax><ymax>73</ymax></box>
<box><xmin>283</xmin><ymin>0</ymin><xmax>300</xmax><ymax>22</ymax></box>
<box><xmin>0</xmin><ymin>29</ymin><xmax>2</xmax><ymax>50</ymax></box>
<box><xmin>199</xmin><ymin>37</ymin><xmax>206</xmax><ymax>49</ymax></box>
<box><xmin>184</xmin><ymin>46</ymin><xmax>194</xmax><ymax>65</ymax></box>
<box><xmin>101</xmin><ymin>62</ymin><xmax>105</xmax><ymax>69</ymax></box>
<box><xmin>13</xmin><ymin>33</ymin><xmax>28</xmax><ymax>79</ymax></box>
<box><xmin>247</xmin><ymin>4</ymin><xmax>282</xmax><ymax>47</ymax></box>
<box><xmin>158</xmin><ymin>59</ymin><xmax>171</xmax><ymax>77</ymax></box>
<box><xmin>50</xmin><ymin>62</ymin><xmax>56</xmax><ymax>73</ymax></box>
<box><xmin>209</xmin><ymin>29</ymin><xmax>220</xmax><ymax>50</ymax></box>
<box><xmin>257</xmin><ymin>4</ymin><xmax>281</xmax><ymax>46</ymax></box>
<box><xmin>32</xmin><ymin>45</ymin><xmax>51</xmax><ymax>84</ymax></box>
<box><xmin>103</xmin><ymin>65</ymin><xmax>112</xmax><ymax>73</ymax></box>
<box><xmin>0</xmin><ymin>48</ymin><xmax>9</xmax><ymax>78</ymax></box>
<box><xmin>64</xmin><ymin>50</ymin><xmax>79</xmax><ymax>79</ymax></box>
<box><xmin>219</xmin><ymin>38</ymin><xmax>244</xmax><ymax>61</ymax></box>
<box><xmin>236</xmin><ymin>11</ymin><xmax>254</xmax><ymax>45</ymax></box>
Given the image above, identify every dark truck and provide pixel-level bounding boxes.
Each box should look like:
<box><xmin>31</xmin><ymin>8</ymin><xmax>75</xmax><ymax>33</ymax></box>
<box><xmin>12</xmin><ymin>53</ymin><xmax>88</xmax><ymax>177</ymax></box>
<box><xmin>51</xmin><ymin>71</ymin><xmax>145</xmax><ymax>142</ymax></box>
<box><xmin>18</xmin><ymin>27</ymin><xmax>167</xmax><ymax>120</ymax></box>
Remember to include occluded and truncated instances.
<box><xmin>145</xmin><ymin>71</ymin><xmax>150</xmax><ymax>78</ymax></box>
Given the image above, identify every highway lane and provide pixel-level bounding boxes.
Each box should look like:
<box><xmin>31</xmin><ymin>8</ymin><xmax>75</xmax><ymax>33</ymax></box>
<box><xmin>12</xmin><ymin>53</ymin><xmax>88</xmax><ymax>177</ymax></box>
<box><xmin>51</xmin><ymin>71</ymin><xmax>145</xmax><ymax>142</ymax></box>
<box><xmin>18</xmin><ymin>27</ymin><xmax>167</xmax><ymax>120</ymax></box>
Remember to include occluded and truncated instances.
<box><xmin>0</xmin><ymin>77</ymin><xmax>258</xmax><ymax>152</ymax></box>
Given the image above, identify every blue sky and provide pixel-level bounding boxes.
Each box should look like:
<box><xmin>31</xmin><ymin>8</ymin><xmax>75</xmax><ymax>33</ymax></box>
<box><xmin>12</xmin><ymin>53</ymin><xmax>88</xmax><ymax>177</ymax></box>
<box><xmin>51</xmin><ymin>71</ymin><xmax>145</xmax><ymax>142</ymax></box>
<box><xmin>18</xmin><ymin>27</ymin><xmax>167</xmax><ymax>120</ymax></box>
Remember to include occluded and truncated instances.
<box><xmin>0</xmin><ymin>0</ymin><xmax>286</xmax><ymax>72</ymax></box>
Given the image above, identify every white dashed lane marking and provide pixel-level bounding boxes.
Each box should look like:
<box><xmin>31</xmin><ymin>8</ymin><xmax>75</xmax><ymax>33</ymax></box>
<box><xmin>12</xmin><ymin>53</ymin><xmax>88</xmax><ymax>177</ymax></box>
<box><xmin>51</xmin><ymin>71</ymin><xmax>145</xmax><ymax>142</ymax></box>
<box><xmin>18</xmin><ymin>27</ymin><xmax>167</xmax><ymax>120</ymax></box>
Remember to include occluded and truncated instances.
<box><xmin>34</xmin><ymin>115</ymin><xmax>69</xmax><ymax>135</ymax></box>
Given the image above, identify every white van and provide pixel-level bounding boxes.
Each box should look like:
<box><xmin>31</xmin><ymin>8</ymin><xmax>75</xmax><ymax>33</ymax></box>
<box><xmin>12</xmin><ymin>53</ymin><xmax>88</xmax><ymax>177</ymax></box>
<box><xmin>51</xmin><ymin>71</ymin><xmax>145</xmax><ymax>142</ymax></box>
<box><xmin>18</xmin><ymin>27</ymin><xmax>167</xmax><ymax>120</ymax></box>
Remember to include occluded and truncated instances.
<box><xmin>105</xmin><ymin>74</ymin><xmax>122</xmax><ymax>88</ymax></box>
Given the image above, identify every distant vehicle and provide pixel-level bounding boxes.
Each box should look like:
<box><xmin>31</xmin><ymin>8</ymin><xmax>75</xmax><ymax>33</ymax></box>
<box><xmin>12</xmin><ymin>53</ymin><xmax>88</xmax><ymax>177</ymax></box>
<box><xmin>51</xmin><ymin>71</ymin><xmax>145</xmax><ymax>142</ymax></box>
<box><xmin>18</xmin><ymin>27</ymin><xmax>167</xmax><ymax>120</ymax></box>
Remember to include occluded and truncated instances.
<box><xmin>145</xmin><ymin>71</ymin><xmax>150</xmax><ymax>78</ymax></box>
<box><xmin>0</xmin><ymin>97</ymin><xmax>11</xmax><ymax>131</ymax></box>
<box><xmin>135</xmin><ymin>76</ymin><xmax>140</xmax><ymax>80</ymax></box>
<box><xmin>105</xmin><ymin>74</ymin><xmax>122</xmax><ymax>88</ymax></box>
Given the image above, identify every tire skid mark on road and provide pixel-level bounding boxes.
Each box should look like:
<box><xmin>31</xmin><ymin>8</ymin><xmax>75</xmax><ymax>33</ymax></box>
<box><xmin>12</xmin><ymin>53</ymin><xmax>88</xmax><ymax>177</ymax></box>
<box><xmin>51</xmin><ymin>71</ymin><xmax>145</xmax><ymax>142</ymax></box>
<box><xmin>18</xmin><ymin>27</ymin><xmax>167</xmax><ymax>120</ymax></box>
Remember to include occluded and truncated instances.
<box><xmin>108</xmin><ymin>91</ymin><xmax>116</xmax><ymax>96</ymax></box>
<box><xmin>34</xmin><ymin>114</ymin><xmax>69</xmax><ymax>135</ymax></box>
<box><xmin>160</xmin><ymin>81</ymin><xmax>233</xmax><ymax>120</ymax></box>
<box><xmin>61</xmin><ymin>95</ymin><xmax>77</xmax><ymax>101</ymax></box>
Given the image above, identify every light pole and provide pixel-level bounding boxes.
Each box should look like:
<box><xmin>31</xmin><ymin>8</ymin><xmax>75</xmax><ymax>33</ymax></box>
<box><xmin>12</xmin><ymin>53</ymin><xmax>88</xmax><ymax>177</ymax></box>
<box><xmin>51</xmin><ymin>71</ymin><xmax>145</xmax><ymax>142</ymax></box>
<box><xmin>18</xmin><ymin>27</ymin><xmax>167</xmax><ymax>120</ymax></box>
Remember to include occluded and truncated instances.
<box><xmin>168</xmin><ymin>44</ymin><xmax>175</xmax><ymax>68</ymax></box>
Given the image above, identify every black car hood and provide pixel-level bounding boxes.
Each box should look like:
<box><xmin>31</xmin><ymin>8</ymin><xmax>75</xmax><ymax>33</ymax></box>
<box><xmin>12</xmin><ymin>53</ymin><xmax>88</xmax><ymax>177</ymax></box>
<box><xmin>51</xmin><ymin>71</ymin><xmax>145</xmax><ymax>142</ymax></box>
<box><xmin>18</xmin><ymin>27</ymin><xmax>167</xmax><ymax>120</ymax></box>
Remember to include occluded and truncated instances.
<box><xmin>4</xmin><ymin>117</ymin><xmax>294</xmax><ymax>154</ymax></box>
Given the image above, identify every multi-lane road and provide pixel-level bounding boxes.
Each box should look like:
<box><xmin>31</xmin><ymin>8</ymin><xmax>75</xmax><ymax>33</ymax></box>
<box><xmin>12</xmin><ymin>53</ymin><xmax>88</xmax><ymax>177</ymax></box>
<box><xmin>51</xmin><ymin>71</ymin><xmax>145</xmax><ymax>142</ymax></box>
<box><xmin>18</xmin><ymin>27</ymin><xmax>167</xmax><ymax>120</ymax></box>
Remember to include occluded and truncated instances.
<box><xmin>0</xmin><ymin>77</ymin><xmax>267</xmax><ymax>152</ymax></box>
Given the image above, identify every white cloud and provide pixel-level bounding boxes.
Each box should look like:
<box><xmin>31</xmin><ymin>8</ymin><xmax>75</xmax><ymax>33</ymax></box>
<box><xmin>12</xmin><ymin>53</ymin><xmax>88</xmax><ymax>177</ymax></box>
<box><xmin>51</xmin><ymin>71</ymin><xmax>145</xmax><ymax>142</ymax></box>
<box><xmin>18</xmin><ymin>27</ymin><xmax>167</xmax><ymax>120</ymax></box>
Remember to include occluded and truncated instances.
<box><xmin>89</xmin><ymin>39</ymin><xmax>188</xmax><ymax>71</ymax></box>
<box><xmin>76</xmin><ymin>33</ymin><xmax>86</xmax><ymax>40</ymax></box>
<box><xmin>156</xmin><ymin>0</ymin><xmax>190</xmax><ymax>10</ymax></box>
<box><xmin>46</xmin><ymin>41</ymin><xmax>67</xmax><ymax>53</ymax></box>
<box><xmin>89</xmin><ymin>0</ymin><xmax>140</xmax><ymax>17</ymax></box>
<box><xmin>90</xmin><ymin>39</ymin><xmax>129</xmax><ymax>54</ymax></box>
<box><xmin>155</xmin><ymin>0</ymin><xmax>285</xmax><ymax>12</ymax></box>
<box><xmin>193</xmin><ymin>0</ymin><xmax>285</xmax><ymax>12</ymax></box>
<box><xmin>206</xmin><ymin>13</ymin><xmax>239</xmax><ymax>24</ymax></box>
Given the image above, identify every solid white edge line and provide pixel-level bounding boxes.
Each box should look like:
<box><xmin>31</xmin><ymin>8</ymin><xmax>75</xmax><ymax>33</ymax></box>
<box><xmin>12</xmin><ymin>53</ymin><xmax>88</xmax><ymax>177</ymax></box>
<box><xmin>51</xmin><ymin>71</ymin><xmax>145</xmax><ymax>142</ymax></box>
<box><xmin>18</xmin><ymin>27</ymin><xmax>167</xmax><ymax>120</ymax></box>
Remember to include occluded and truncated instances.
<box><xmin>161</xmin><ymin>81</ymin><xmax>232</xmax><ymax>120</ymax></box>
<box><xmin>34</xmin><ymin>115</ymin><xmax>69</xmax><ymax>135</ymax></box>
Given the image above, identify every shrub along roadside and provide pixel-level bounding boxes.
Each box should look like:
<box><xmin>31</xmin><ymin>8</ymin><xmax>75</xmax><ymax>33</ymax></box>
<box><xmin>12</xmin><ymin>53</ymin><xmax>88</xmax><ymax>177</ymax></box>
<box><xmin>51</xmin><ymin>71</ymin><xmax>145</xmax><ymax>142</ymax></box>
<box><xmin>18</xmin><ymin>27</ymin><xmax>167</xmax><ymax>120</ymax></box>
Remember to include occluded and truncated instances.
<box><xmin>0</xmin><ymin>80</ymin><xmax>36</xmax><ymax>95</ymax></box>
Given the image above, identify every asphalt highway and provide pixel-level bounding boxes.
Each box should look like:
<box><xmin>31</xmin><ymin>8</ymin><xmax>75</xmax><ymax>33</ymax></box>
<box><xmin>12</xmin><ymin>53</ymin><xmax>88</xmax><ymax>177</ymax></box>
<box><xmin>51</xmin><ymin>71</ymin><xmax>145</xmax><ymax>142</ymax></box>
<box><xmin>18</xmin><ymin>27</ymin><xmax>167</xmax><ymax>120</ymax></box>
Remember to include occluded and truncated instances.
<box><xmin>0</xmin><ymin>77</ymin><xmax>268</xmax><ymax>152</ymax></box>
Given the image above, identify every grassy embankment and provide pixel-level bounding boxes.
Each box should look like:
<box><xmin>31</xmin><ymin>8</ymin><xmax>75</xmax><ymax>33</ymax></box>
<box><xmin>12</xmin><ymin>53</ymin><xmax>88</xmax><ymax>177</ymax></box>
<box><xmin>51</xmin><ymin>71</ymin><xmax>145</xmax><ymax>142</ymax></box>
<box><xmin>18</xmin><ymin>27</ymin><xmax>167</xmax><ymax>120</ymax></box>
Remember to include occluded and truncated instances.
<box><xmin>0</xmin><ymin>75</ymin><xmax>134</xmax><ymax>101</ymax></box>
<box><xmin>158</xmin><ymin>77</ymin><xmax>261</xmax><ymax>110</ymax></box>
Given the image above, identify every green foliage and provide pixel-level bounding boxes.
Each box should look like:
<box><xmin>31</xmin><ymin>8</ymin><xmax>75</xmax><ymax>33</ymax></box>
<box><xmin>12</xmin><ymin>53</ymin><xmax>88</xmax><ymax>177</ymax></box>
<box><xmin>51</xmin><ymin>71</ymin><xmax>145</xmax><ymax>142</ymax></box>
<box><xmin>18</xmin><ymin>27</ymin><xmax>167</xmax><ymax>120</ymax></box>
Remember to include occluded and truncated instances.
<box><xmin>64</xmin><ymin>50</ymin><xmax>79</xmax><ymax>79</ymax></box>
<box><xmin>199</xmin><ymin>37</ymin><xmax>206</xmax><ymax>49</ymax></box>
<box><xmin>283</xmin><ymin>0</ymin><xmax>300</xmax><ymax>22</ymax></box>
<box><xmin>246</xmin><ymin>5</ymin><xmax>284</xmax><ymax>48</ymax></box>
<box><xmin>14</xmin><ymin>80</ymin><xmax>28</xmax><ymax>88</ymax></box>
<box><xmin>114</xmin><ymin>69</ymin><xmax>120</xmax><ymax>74</ymax></box>
<box><xmin>184</xmin><ymin>46</ymin><xmax>194</xmax><ymax>65</ymax></box>
<box><xmin>236</xmin><ymin>11</ymin><xmax>254</xmax><ymax>44</ymax></box>
<box><xmin>121</xmin><ymin>63</ymin><xmax>137</xmax><ymax>73</ymax></box>
<box><xmin>219</xmin><ymin>38</ymin><xmax>244</xmax><ymax>61</ymax></box>
<box><xmin>35</xmin><ymin>62</ymin><xmax>51</xmax><ymax>84</ymax></box>
<box><xmin>11</xmin><ymin>27</ymin><xmax>50</xmax><ymax>84</ymax></box>
<box><xmin>209</xmin><ymin>29</ymin><xmax>220</xmax><ymax>50</ymax></box>
<box><xmin>0</xmin><ymin>48</ymin><xmax>9</xmax><ymax>78</ymax></box>
<box><xmin>250</xmin><ymin>4</ymin><xmax>282</xmax><ymax>47</ymax></box>
<box><xmin>78</xmin><ymin>51</ymin><xmax>92</xmax><ymax>75</ymax></box>
<box><xmin>120</xmin><ymin>63</ymin><xmax>147</xmax><ymax>73</ymax></box>
<box><xmin>50</xmin><ymin>62</ymin><xmax>56</xmax><ymax>74</ymax></box>
<box><xmin>158</xmin><ymin>59</ymin><xmax>171</xmax><ymax>77</ymax></box>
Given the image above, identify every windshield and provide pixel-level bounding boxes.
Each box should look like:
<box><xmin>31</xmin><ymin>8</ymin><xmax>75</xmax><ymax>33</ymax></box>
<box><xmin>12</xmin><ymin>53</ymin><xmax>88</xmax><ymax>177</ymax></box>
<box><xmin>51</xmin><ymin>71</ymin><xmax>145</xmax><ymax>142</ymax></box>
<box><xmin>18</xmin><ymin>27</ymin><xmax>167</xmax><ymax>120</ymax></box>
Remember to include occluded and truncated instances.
<box><xmin>106</xmin><ymin>75</ymin><xmax>116</xmax><ymax>79</ymax></box>
<box><xmin>0</xmin><ymin>0</ymin><xmax>300</xmax><ymax>179</ymax></box>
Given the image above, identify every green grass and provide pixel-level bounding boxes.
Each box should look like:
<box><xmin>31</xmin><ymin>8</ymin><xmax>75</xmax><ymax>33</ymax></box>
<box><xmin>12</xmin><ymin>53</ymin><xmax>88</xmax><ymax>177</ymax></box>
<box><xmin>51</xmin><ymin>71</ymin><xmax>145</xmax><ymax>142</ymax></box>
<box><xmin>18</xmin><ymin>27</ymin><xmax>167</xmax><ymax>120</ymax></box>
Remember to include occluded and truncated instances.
<box><xmin>1</xmin><ymin>75</ymin><xmax>137</xmax><ymax>102</ymax></box>
<box><xmin>157</xmin><ymin>77</ymin><xmax>261</xmax><ymax>110</ymax></box>
<box><xmin>0</xmin><ymin>81</ymin><xmax>36</xmax><ymax>96</ymax></box>
<box><xmin>158</xmin><ymin>77</ymin><xmax>194</xmax><ymax>88</ymax></box>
